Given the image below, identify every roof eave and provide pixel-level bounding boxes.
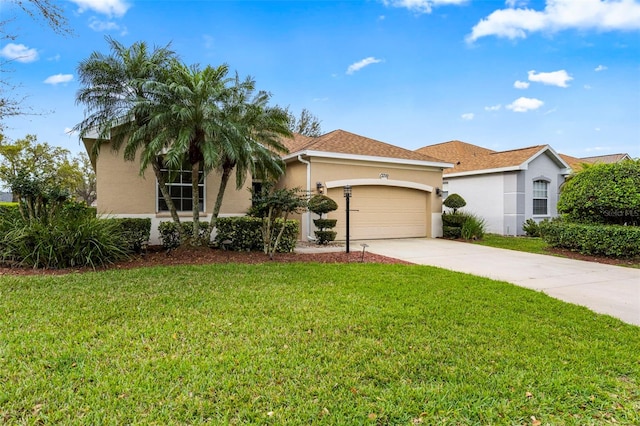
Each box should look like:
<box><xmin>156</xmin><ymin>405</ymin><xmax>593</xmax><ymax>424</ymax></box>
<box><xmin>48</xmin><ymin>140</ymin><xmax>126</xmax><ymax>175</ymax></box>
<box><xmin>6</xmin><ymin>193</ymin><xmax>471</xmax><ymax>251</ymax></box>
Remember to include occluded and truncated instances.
<box><xmin>284</xmin><ymin>150</ymin><xmax>454</xmax><ymax>169</ymax></box>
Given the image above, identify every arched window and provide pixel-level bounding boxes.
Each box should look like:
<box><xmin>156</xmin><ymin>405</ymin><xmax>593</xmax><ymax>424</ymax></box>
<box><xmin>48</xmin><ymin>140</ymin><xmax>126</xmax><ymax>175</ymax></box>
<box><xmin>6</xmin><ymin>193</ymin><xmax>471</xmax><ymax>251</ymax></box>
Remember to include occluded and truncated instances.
<box><xmin>533</xmin><ymin>180</ymin><xmax>549</xmax><ymax>215</ymax></box>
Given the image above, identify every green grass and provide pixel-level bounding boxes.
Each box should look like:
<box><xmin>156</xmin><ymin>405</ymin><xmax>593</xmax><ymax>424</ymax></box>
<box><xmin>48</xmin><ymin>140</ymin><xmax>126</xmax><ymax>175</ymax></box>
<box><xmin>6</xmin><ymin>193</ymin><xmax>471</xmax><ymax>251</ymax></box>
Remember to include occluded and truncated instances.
<box><xmin>473</xmin><ymin>234</ymin><xmax>550</xmax><ymax>255</ymax></box>
<box><xmin>1</xmin><ymin>263</ymin><xmax>639</xmax><ymax>424</ymax></box>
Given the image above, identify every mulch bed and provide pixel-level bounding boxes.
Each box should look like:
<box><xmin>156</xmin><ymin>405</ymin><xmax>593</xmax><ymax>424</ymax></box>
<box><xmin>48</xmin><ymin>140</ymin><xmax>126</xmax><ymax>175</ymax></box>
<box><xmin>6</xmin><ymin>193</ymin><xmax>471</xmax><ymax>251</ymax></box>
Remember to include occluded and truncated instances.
<box><xmin>0</xmin><ymin>245</ymin><xmax>411</xmax><ymax>277</ymax></box>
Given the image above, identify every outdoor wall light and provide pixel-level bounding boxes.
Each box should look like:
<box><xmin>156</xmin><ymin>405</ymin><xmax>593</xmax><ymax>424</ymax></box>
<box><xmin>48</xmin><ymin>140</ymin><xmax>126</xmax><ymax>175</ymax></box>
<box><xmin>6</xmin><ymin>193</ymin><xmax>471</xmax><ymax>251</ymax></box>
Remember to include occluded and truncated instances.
<box><xmin>316</xmin><ymin>181</ymin><xmax>324</xmax><ymax>193</ymax></box>
<box><xmin>436</xmin><ymin>187</ymin><xmax>442</xmax><ymax>197</ymax></box>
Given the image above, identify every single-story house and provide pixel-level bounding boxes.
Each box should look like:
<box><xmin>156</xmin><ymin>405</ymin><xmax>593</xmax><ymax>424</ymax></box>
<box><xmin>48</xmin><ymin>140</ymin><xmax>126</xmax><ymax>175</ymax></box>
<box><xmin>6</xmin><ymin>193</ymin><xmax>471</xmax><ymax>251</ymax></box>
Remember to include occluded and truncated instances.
<box><xmin>83</xmin><ymin>129</ymin><xmax>452</xmax><ymax>244</ymax></box>
<box><xmin>416</xmin><ymin>141</ymin><xmax>571</xmax><ymax>236</ymax></box>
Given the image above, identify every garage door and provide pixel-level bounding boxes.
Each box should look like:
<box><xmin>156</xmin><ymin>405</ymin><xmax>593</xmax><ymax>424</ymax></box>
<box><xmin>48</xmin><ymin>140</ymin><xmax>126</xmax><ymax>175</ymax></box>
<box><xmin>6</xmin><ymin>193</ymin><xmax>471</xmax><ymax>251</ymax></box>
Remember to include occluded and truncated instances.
<box><xmin>327</xmin><ymin>185</ymin><xmax>428</xmax><ymax>240</ymax></box>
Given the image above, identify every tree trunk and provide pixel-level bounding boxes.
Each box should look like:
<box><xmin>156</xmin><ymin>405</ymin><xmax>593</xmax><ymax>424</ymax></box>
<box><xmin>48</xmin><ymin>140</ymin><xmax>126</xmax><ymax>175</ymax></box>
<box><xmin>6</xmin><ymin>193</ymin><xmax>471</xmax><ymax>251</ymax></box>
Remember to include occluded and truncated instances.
<box><xmin>151</xmin><ymin>160</ymin><xmax>181</xmax><ymax>225</ymax></box>
<box><xmin>191</xmin><ymin>161</ymin><xmax>201</xmax><ymax>244</ymax></box>
<box><xmin>207</xmin><ymin>166</ymin><xmax>232</xmax><ymax>239</ymax></box>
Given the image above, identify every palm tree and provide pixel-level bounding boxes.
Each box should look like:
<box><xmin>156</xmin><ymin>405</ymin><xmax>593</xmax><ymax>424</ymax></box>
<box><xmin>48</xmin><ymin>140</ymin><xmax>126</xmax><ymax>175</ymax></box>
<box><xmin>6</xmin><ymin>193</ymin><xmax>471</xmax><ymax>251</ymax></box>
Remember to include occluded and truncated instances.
<box><xmin>73</xmin><ymin>37</ymin><xmax>182</xmax><ymax>224</ymax></box>
<box><xmin>147</xmin><ymin>63</ymin><xmax>232</xmax><ymax>243</ymax></box>
<box><xmin>206</xmin><ymin>74</ymin><xmax>291</xmax><ymax>239</ymax></box>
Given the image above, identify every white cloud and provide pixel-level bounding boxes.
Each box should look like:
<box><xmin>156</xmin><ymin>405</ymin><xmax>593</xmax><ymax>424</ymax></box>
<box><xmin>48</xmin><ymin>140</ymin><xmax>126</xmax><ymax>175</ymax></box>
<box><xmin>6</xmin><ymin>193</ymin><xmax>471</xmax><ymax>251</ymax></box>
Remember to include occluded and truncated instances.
<box><xmin>514</xmin><ymin>80</ymin><xmax>530</xmax><ymax>89</ymax></box>
<box><xmin>89</xmin><ymin>17</ymin><xmax>121</xmax><ymax>32</ymax></box>
<box><xmin>467</xmin><ymin>0</ymin><xmax>640</xmax><ymax>43</ymax></box>
<box><xmin>461</xmin><ymin>113</ymin><xmax>475</xmax><ymax>120</ymax></box>
<box><xmin>506</xmin><ymin>97</ymin><xmax>544</xmax><ymax>112</ymax></box>
<box><xmin>594</xmin><ymin>64</ymin><xmax>608</xmax><ymax>72</ymax></box>
<box><xmin>346</xmin><ymin>57</ymin><xmax>383</xmax><ymax>75</ymax></box>
<box><xmin>70</xmin><ymin>0</ymin><xmax>130</xmax><ymax>17</ymax></box>
<box><xmin>584</xmin><ymin>84</ymin><xmax>592</xmax><ymax>89</ymax></box>
<box><xmin>44</xmin><ymin>74</ymin><xmax>74</xmax><ymax>85</ymax></box>
<box><xmin>382</xmin><ymin>0</ymin><xmax>468</xmax><ymax>14</ymax></box>
<box><xmin>484</xmin><ymin>104</ymin><xmax>502</xmax><ymax>111</ymax></box>
<box><xmin>1</xmin><ymin>43</ymin><xmax>38</xmax><ymax>63</ymax></box>
<box><xmin>528</xmin><ymin>69</ymin><xmax>572</xmax><ymax>87</ymax></box>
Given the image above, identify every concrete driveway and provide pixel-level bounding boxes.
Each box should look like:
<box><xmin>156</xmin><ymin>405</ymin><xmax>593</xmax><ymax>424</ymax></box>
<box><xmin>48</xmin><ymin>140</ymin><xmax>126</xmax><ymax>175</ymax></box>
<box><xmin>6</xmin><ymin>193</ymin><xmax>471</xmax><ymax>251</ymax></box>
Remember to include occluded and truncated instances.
<box><xmin>356</xmin><ymin>238</ymin><xmax>640</xmax><ymax>327</ymax></box>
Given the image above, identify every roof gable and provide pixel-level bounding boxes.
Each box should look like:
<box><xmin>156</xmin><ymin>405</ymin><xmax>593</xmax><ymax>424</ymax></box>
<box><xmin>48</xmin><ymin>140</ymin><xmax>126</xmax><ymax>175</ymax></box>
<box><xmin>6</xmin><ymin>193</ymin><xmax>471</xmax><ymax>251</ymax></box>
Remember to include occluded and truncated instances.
<box><xmin>417</xmin><ymin>140</ymin><xmax>569</xmax><ymax>175</ymax></box>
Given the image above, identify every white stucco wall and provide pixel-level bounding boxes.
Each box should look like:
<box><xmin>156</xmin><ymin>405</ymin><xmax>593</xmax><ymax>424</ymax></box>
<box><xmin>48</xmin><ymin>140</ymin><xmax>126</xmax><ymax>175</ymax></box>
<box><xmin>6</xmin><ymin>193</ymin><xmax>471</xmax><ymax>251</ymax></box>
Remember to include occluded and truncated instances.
<box><xmin>444</xmin><ymin>173</ymin><xmax>505</xmax><ymax>234</ymax></box>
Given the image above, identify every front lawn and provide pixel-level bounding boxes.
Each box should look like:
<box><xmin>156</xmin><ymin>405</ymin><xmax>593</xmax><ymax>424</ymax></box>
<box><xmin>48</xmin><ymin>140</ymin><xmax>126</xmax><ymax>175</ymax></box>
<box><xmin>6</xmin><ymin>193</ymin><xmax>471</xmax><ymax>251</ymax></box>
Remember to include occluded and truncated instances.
<box><xmin>1</xmin><ymin>263</ymin><xmax>638</xmax><ymax>424</ymax></box>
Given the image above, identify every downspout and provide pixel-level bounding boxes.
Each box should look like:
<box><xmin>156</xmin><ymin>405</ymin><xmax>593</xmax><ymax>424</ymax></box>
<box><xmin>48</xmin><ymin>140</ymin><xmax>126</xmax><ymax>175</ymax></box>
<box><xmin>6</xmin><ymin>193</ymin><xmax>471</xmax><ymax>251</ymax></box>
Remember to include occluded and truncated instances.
<box><xmin>297</xmin><ymin>154</ymin><xmax>316</xmax><ymax>241</ymax></box>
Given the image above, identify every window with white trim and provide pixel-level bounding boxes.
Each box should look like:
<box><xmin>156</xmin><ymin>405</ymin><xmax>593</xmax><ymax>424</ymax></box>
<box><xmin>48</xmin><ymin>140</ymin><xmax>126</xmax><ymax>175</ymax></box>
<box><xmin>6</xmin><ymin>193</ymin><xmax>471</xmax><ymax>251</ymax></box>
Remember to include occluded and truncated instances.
<box><xmin>532</xmin><ymin>180</ymin><xmax>548</xmax><ymax>215</ymax></box>
<box><xmin>157</xmin><ymin>160</ymin><xmax>204</xmax><ymax>212</ymax></box>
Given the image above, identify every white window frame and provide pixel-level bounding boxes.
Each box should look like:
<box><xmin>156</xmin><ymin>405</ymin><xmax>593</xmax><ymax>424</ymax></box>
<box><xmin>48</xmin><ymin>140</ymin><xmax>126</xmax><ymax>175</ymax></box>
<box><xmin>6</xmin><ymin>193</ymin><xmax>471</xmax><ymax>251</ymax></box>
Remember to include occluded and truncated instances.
<box><xmin>156</xmin><ymin>162</ymin><xmax>205</xmax><ymax>213</ymax></box>
<box><xmin>532</xmin><ymin>179</ymin><xmax>549</xmax><ymax>216</ymax></box>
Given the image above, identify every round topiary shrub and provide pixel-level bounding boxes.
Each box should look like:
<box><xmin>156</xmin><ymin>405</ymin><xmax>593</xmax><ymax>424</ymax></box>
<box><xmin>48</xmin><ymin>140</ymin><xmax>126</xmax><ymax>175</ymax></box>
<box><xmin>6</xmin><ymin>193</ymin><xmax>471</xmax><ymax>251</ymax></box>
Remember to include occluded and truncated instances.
<box><xmin>308</xmin><ymin>194</ymin><xmax>338</xmax><ymax>216</ymax></box>
<box><xmin>443</xmin><ymin>193</ymin><xmax>466</xmax><ymax>214</ymax></box>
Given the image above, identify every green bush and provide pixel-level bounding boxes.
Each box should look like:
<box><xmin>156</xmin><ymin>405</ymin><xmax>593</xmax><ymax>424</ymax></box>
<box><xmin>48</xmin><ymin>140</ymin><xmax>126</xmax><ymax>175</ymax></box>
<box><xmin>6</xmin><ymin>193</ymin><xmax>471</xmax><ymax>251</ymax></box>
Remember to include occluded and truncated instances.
<box><xmin>540</xmin><ymin>220</ymin><xmax>640</xmax><ymax>258</ymax></box>
<box><xmin>313</xmin><ymin>218</ymin><xmax>337</xmax><ymax>229</ymax></box>
<box><xmin>443</xmin><ymin>226</ymin><xmax>462</xmax><ymax>239</ymax></box>
<box><xmin>0</xmin><ymin>216</ymin><xmax>130</xmax><ymax>269</ymax></box>
<box><xmin>461</xmin><ymin>214</ymin><xmax>486</xmax><ymax>240</ymax></box>
<box><xmin>522</xmin><ymin>218</ymin><xmax>541</xmax><ymax>237</ymax></box>
<box><xmin>442</xmin><ymin>212</ymin><xmax>467</xmax><ymax>227</ymax></box>
<box><xmin>558</xmin><ymin>160</ymin><xmax>640</xmax><ymax>225</ymax></box>
<box><xmin>158</xmin><ymin>221</ymin><xmax>210</xmax><ymax>251</ymax></box>
<box><xmin>308</xmin><ymin>194</ymin><xmax>338</xmax><ymax>216</ymax></box>
<box><xmin>109</xmin><ymin>218</ymin><xmax>151</xmax><ymax>253</ymax></box>
<box><xmin>214</xmin><ymin>216</ymin><xmax>298</xmax><ymax>253</ymax></box>
<box><xmin>315</xmin><ymin>230</ymin><xmax>337</xmax><ymax>245</ymax></box>
<box><xmin>443</xmin><ymin>193</ymin><xmax>466</xmax><ymax>214</ymax></box>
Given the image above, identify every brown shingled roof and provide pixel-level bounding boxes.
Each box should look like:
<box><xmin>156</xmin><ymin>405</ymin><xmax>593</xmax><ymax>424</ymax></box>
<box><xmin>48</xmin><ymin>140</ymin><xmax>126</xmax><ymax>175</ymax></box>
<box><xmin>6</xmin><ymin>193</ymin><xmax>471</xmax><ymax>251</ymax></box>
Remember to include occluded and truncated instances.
<box><xmin>288</xmin><ymin>129</ymin><xmax>446</xmax><ymax>163</ymax></box>
<box><xmin>417</xmin><ymin>140</ymin><xmax>554</xmax><ymax>174</ymax></box>
<box><xmin>579</xmin><ymin>153</ymin><xmax>632</xmax><ymax>164</ymax></box>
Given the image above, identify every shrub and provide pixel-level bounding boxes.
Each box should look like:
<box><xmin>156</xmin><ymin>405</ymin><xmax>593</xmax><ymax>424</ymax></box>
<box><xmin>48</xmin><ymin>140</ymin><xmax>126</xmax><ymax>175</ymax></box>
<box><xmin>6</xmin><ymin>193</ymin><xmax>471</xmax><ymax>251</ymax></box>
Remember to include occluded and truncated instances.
<box><xmin>443</xmin><ymin>226</ymin><xmax>461</xmax><ymax>239</ymax></box>
<box><xmin>541</xmin><ymin>220</ymin><xmax>640</xmax><ymax>258</ymax></box>
<box><xmin>0</xmin><ymin>216</ymin><xmax>130</xmax><ymax>269</ymax></box>
<box><xmin>442</xmin><ymin>212</ymin><xmax>467</xmax><ymax>227</ymax></box>
<box><xmin>443</xmin><ymin>193</ymin><xmax>466</xmax><ymax>214</ymax></box>
<box><xmin>158</xmin><ymin>221</ymin><xmax>209</xmax><ymax>251</ymax></box>
<box><xmin>313</xmin><ymin>218</ymin><xmax>337</xmax><ymax>229</ymax></box>
<box><xmin>214</xmin><ymin>216</ymin><xmax>299</xmax><ymax>253</ymax></box>
<box><xmin>461</xmin><ymin>214</ymin><xmax>486</xmax><ymax>240</ymax></box>
<box><xmin>522</xmin><ymin>218</ymin><xmax>541</xmax><ymax>237</ymax></box>
<box><xmin>110</xmin><ymin>218</ymin><xmax>151</xmax><ymax>253</ymax></box>
<box><xmin>557</xmin><ymin>160</ymin><xmax>640</xmax><ymax>225</ymax></box>
<box><xmin>308</xmin><ymin>194</ymin><xmax>338</xmax><ymax>216</ymax></box>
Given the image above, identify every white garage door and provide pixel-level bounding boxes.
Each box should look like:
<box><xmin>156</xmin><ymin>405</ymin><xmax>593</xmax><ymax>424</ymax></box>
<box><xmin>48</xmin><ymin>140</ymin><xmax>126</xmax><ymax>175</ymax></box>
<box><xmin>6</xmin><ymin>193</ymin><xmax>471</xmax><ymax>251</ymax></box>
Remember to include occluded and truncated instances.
<box><xmin>327</xmin><ymin>185</ymin><xmax>428</xmax><ymax>240</ymax></box>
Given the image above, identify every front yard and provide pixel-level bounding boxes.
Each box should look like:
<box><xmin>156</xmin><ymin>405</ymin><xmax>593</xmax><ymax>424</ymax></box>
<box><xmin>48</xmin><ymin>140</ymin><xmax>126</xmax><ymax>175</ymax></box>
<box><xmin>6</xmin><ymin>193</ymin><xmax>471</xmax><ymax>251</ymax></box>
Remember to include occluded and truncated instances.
<box><xmin>1</xmin><ymin>263</ymin><xmax>638</xmax><ymax>424</ymax></box>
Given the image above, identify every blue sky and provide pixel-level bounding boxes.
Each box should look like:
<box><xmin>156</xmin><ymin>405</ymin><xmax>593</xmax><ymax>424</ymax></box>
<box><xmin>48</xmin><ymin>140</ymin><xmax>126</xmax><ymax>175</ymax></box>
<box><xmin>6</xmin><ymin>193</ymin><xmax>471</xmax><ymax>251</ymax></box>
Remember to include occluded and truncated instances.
<box><xmin>2</xmin><ymin>0</ymin><xmax>639</xmax><ymax>158</ymax></box>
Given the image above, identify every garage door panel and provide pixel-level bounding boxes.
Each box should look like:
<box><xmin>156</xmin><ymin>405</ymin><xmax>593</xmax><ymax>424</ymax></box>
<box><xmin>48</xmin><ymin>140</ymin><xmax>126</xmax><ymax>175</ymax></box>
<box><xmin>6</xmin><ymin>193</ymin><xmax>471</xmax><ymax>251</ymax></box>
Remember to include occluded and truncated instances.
<box><xmin>327</xmin><ymin>186</ymin><xmax>428</xmax><ymax>240</ymax></box>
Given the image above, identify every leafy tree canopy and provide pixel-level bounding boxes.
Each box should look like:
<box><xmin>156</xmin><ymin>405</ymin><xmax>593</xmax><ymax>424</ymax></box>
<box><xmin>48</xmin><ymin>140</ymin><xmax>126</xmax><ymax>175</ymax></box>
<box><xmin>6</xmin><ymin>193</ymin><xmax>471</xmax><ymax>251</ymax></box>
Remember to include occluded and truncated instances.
<box><xmin>557</xmin><ymin>160</ymin><xmax>640</xmax><ymax>225</ymax></box>
<box><xmin>286</xmin><ymin>108</ymin><xmax>322</xmax><ymax>137</ymax></box>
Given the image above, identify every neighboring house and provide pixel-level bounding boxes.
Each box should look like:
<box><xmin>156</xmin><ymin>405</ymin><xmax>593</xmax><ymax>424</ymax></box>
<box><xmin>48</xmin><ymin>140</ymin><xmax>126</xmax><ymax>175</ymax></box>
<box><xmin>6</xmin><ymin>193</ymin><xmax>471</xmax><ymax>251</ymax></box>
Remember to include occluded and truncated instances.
<box><xmin>560</xmin><ymin>152</ymin><xmax>633</xmax><ymax>171</ymax></box>
<box><xmin>83</xmin><ymin>129</ymin><xmax>452</xmax><ymax>244</ymax></box>
<box><xmin>416</xmin><ymin>141</ymin><xmax>571</xmax><ymax>236</ymax></box>
<box><xmin>0</xmin><ymin>191</ymin><xmax>13</xmax><ymax>202</ymax></box>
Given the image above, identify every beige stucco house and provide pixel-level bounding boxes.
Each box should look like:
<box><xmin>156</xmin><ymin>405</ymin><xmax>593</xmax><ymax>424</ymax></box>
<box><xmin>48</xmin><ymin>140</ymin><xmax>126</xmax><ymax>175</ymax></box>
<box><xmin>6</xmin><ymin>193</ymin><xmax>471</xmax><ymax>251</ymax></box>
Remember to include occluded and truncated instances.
<box><xmin>84</xmin><ymin>130</ymin><xmax>452</xmax><ymax>244</ymax></box>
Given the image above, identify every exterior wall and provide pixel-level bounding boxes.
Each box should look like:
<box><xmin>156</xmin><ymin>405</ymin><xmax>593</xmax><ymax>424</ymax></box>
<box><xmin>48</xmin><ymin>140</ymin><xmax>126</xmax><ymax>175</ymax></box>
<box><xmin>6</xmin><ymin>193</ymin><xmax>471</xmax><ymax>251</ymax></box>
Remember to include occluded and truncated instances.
<box><xmin>283</xmin><ymin>156</ymin><xmax>444</xmax><ymax>240</ymax></box>
<box><xmin>503</xmin><ymin>171</ymin><xmax>525</xmax><ymax>236</ymax></box>
<box><xmin>523</xmin><ymin>152</ymin><xmax>564</xmax><ymax>223</ymax></box>
<box><xmin>92</xmin><ymin>140</ymin><xmax>252</xmax><ymax>243</ymax></box>
<box><xmin>444</xmin><ymin>173</ymin><xmax>505</xmax><ymax>235</ymax></box>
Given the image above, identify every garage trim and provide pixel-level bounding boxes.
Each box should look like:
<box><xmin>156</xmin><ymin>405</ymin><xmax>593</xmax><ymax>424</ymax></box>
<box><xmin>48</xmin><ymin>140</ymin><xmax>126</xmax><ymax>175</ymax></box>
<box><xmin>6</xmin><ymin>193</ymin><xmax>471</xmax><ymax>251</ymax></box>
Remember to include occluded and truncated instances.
<box><xmin>325</xmin><ymin>178</ymin><xmax>434</xmax><ymax>193</ymax></box>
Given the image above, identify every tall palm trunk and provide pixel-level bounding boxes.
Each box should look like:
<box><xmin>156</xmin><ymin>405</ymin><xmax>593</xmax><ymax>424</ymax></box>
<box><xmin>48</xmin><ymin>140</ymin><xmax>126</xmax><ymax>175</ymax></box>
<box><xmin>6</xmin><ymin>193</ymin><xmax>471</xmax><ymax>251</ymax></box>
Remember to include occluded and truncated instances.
<box><xmin>191</xmin><ymin>161</ymin><xmax>201</xmax><ymax>244</ymax></box>
<box><xmin>207</xmin><ymin>165</ymin><xmax>233</xmax><ymax>239</ymax></box>
<box><xmin>151</xmin><ymin>159</ymin><xmax>181</xmax><ymax>225</ymax></box>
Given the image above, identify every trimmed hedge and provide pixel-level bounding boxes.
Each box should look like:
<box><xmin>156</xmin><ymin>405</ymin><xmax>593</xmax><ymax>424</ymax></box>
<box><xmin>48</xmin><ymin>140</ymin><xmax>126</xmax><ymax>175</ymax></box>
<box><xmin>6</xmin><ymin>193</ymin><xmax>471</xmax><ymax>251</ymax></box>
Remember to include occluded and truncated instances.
<box><xmin>109</xmin><ymin>218</ymin><xmax>151</xmax><ymax>253</ymax></box>
<box><xmin>214</xmin><ymin>216</ymin><xmax>299</xmax><ymax>253</ymax></box>
<box><xmin>540</xmin><ymin>220</ymin><xmax>640</xmax><ymax>258</ymax></box>
<box><xmin>158</xmin><ymin>221</ymin><xmax>210</xmax><ymax>251</ymax></box>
